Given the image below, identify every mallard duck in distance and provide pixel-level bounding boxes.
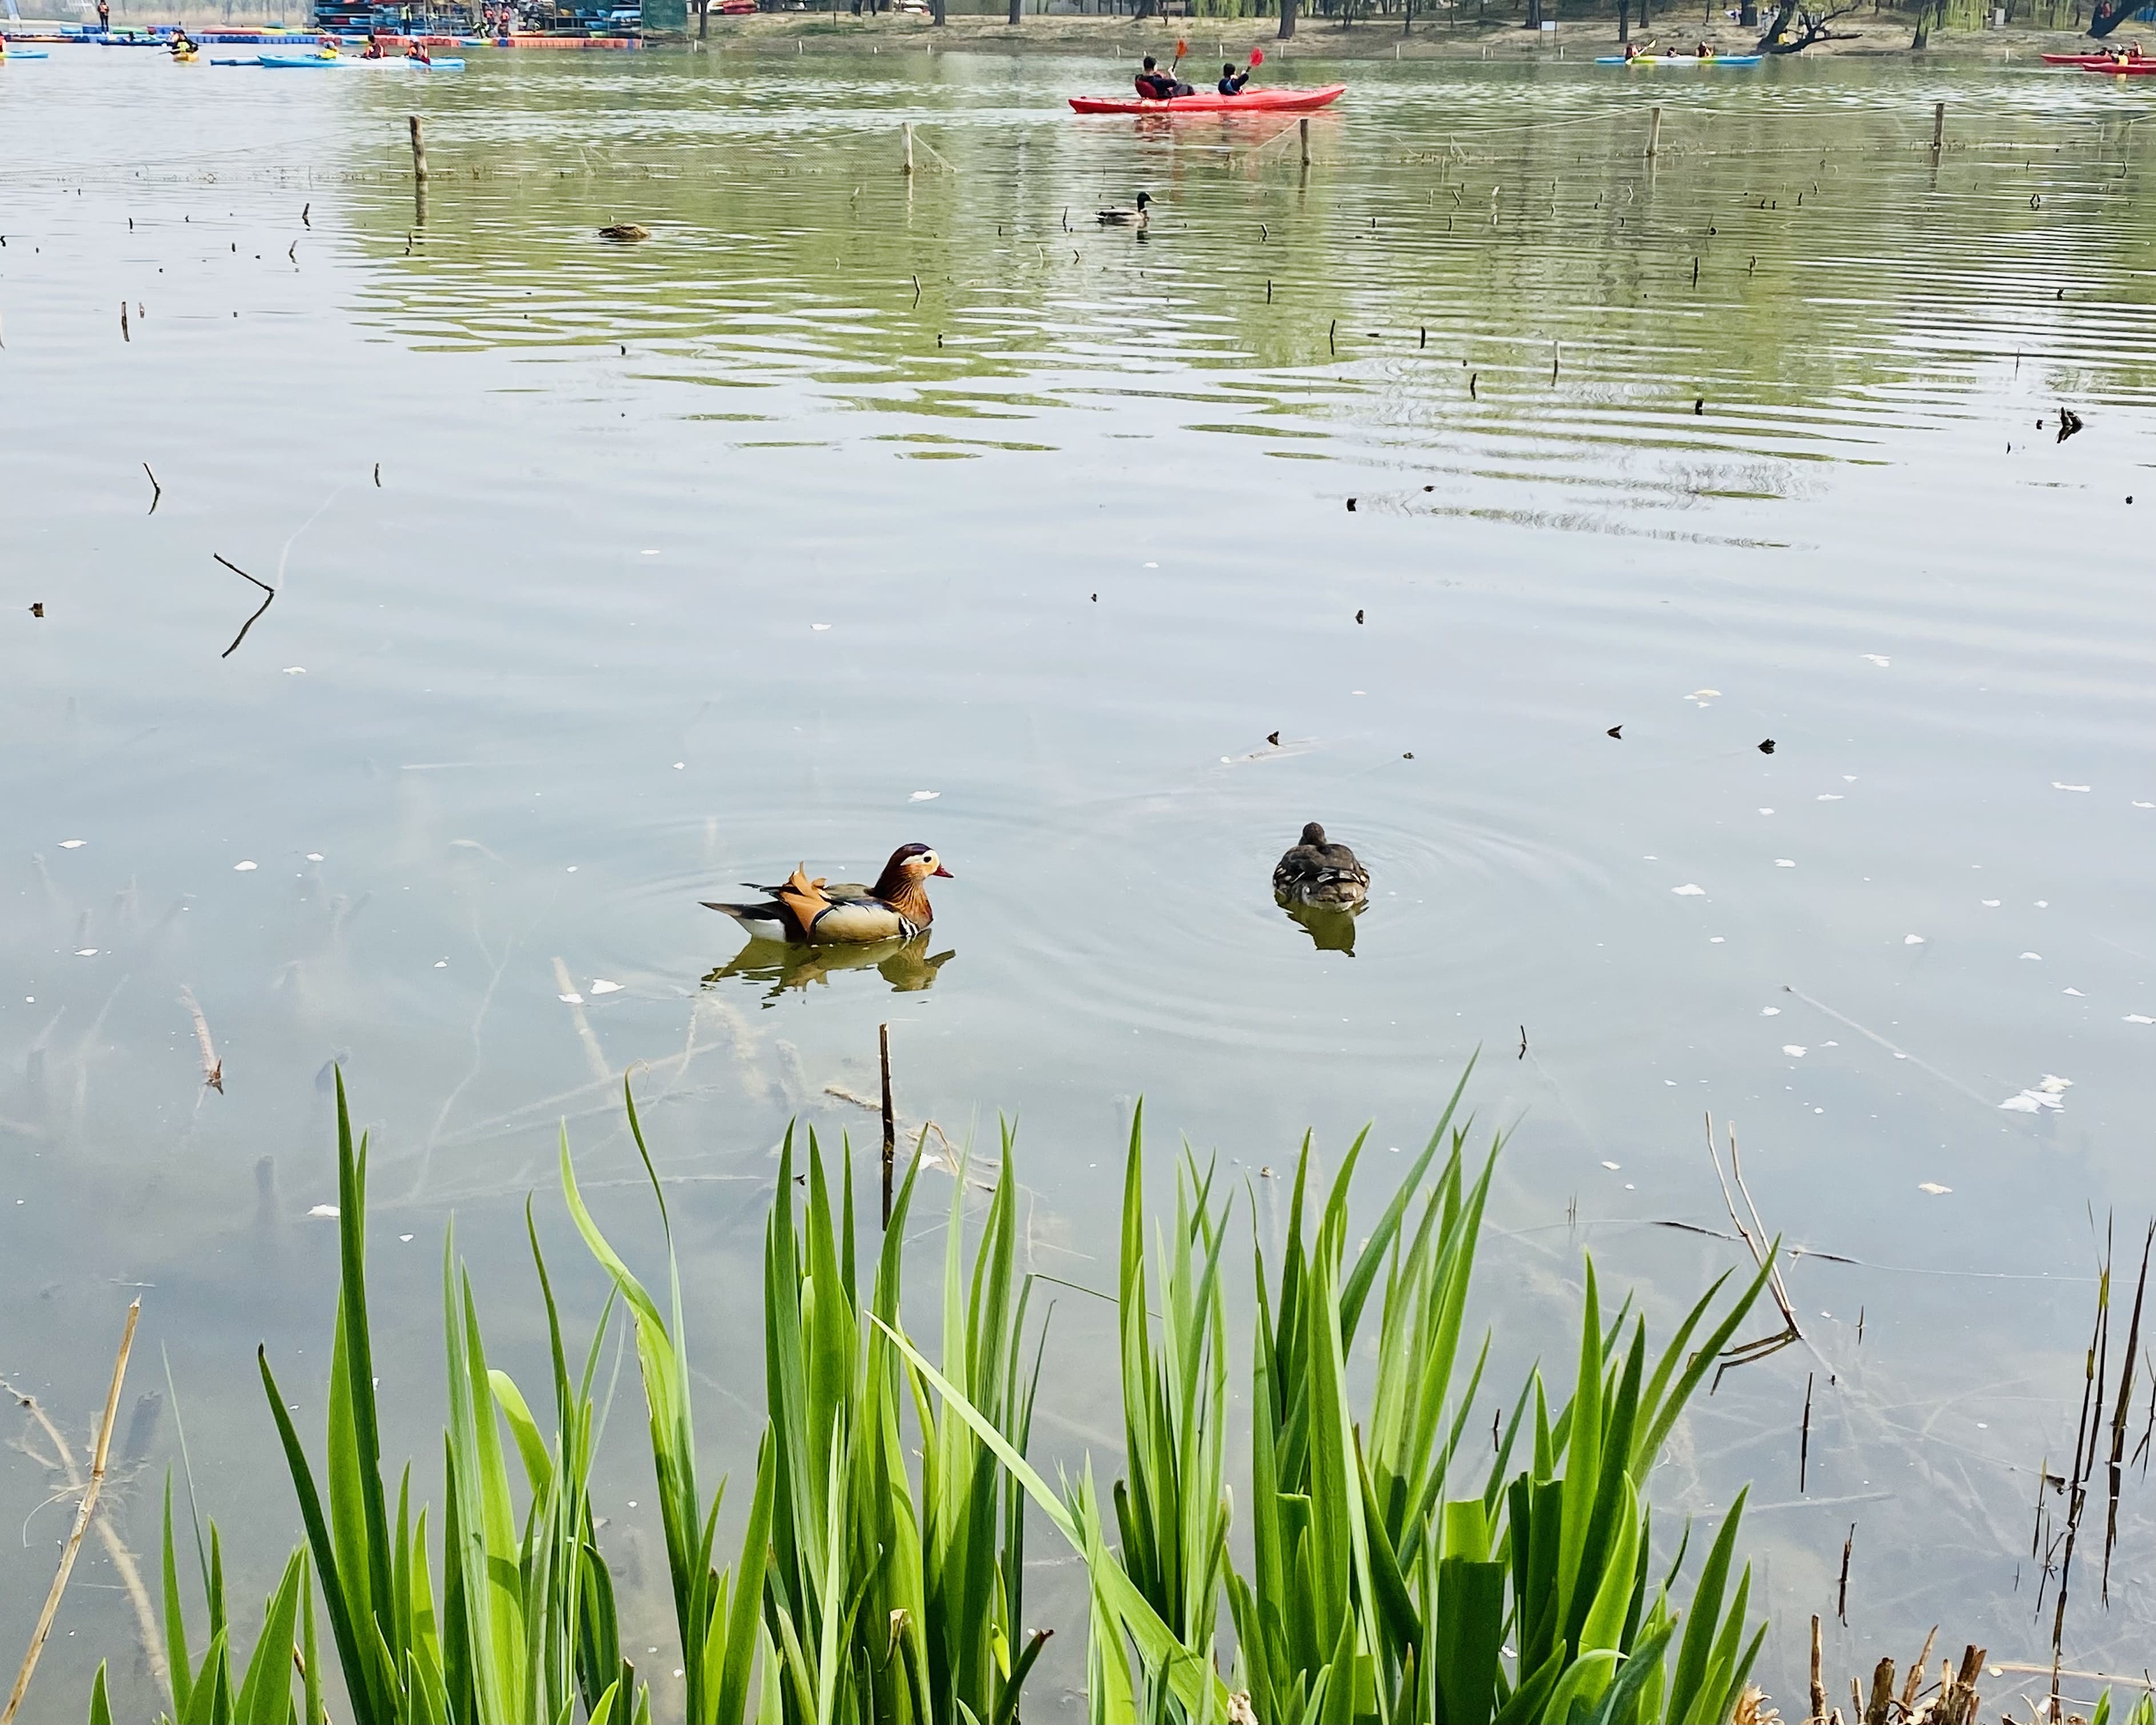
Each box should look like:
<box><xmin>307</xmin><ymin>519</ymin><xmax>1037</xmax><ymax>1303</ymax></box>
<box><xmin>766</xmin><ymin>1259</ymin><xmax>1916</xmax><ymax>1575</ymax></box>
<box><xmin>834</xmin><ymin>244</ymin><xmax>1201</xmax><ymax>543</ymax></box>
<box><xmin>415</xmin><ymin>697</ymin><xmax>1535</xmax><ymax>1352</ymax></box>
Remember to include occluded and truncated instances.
<box><xmin>704</xmin><ymin>843</ymin><xmax>951</xmax><ymax>944</ymax></box>
<box><xmin>1273</xmin><ymin>822</ymin><xmax>1369</xmax><ymax>908</ymax></box>
<box><xmin>1097</xmin><ymin>191</ymin><xmax>1152</xmax><ymax>226</ymax></box>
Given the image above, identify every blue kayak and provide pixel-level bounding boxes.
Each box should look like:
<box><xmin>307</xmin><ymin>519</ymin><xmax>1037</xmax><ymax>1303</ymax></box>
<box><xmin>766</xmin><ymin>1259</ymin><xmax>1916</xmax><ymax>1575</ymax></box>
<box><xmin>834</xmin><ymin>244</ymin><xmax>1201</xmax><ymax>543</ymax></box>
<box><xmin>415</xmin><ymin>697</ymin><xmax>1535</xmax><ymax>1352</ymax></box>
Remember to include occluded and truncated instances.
<box><xmin>258</xmin><ymin>51</ymin><xmax>463</xmax><ymax>67</ymax></box>
<box><xmin>2</xmin><ymin>47</ymin><xmax>52</xmax><ymax>57</ymax></box>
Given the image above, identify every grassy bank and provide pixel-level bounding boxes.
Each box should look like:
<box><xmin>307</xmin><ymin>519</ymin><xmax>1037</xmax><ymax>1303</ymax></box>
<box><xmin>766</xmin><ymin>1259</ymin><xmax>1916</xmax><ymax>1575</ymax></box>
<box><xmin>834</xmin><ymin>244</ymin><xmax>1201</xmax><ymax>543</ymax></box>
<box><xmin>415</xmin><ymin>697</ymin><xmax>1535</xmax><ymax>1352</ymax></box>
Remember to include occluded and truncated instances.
<box><xmin>10</xmin><ymin>1070</ymin><xmax>2135</xmax><ymax>1723</ymax></box>
<box><xmin>679</xmin><ymin>10</ymin><xmax>2101</xmax><ymax>59</ymax></box>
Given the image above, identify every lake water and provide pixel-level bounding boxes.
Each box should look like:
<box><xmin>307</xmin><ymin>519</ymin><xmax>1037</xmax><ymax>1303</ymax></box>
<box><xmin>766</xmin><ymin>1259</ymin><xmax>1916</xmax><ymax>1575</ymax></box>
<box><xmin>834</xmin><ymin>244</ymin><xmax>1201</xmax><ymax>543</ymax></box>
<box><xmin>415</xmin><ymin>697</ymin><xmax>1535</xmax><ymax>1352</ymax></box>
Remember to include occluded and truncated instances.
<box><xmin>3</xmin><ymin>38</ymin><xmax>2154</xmax><ymax>1716</ymax></box>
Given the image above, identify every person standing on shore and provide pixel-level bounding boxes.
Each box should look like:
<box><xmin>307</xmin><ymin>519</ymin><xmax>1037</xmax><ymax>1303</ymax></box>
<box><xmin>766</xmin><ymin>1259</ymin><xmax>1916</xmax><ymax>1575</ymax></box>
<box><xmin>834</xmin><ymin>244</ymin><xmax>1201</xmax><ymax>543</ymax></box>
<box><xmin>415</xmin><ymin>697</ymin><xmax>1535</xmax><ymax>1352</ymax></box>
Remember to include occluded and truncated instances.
<box><xmin>96</xmin><ymin>0</ymin><xmax>111</xmax><ymax>33</ymax></box>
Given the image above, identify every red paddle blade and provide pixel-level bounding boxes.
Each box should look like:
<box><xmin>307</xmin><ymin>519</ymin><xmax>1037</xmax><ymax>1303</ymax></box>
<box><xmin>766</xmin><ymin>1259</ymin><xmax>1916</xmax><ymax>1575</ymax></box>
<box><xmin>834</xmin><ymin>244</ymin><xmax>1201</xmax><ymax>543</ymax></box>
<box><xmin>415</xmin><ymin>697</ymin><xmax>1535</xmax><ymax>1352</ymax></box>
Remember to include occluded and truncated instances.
<box><xmin>1174</xmin><ymin>36</ymin><xmax>1187</xmax><ymax>56</ymax></box>
<box><xmin>1249</xmin><ymin>45</ymin><xmax>1264</xmax><ymax>63</ymax></box>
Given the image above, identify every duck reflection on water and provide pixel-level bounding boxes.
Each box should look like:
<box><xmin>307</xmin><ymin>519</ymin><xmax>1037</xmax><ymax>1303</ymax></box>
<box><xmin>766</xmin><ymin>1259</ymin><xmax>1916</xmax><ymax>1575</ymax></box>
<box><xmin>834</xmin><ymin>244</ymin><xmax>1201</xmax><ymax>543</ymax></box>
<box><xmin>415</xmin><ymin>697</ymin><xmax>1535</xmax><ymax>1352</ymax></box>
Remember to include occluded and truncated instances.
<box><xmin>703</xmin><ymin>931</ymin><xmax>955</xmax><ymax>1005</ymax></box>
<box><xmin>1279</xmin><ymin>899</ymin><xmax>1364</xmax><ymax>954</ymax></box>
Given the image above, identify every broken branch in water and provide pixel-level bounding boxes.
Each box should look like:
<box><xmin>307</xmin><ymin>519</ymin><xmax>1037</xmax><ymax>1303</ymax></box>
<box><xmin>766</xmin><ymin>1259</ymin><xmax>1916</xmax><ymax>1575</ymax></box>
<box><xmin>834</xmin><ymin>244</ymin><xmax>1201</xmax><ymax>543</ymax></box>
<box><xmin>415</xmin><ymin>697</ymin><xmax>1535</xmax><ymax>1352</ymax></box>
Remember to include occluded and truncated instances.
<box><xmin>211</xmin><ymin>554</ymin><xmax>274</xmax><ymax>659</ymax></box>
<box><xmin>142</xmin><ymin>463</ymin><xmax>161</xmax><ymax>514</ymax></box>
<box><xmin>179</xmin><ymin>986</ymin><xmax>222</xmax><ymax>1092</ymax></box>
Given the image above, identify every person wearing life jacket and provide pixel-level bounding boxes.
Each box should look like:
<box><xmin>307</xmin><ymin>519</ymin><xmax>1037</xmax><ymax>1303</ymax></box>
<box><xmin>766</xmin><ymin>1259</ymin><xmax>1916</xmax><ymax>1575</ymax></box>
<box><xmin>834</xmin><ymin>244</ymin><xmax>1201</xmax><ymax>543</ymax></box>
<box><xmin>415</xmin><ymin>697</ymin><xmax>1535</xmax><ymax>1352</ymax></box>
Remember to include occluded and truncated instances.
<box><xmin>405</xmin><ymin>39</ymin><xmax>431</xmax><ymax>62</ymax></box>
<box><xmin>1216</xmin><ymin>59</ymin><xmax>1250</xmax><ymax>94</ymax></box>
<box><xmin>1134</xmin><ymin>55</ymin><xmax>1179</xmax><ymax>99</ymax></box>
<box><xmin>170</xmin><ymin>26</ymin><xmax>197</xmax><ymax>54</ymax></box>
<box><xmin>360</xmin><ymin>29</ymin><xmax>385</xmax><ymax>55</ymax></box>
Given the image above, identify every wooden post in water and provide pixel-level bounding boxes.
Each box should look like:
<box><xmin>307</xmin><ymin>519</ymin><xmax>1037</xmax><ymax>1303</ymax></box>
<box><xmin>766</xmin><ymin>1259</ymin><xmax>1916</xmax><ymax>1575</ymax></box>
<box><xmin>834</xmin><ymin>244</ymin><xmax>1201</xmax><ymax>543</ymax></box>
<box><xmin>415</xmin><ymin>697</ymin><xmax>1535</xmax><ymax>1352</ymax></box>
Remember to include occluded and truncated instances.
<box><xmin>1299</xmin><ymin>115</ymin><xmax>1311</xmax><ymax>166</ymax></box>
<box><xmin>1646</xmin><ymin>105</ymin><xmax>1662</xmax><ymax>159</ymax></box>
<box><xmin>408</xmin><ymin>115</ymin><xmax>428</xmax><ymax>183</ymax></box>
<box><xmin>1930</xmin><ymin>99</ymin><xmax>1945</xmax><ymax>156</ymax></box>
<box><xmin>878</xmin><ymin>1022</ymin><xmax>896</xmax><ymax>1227</ymax></box>
<box><xmin>903</xmin><ymin>122</ymin><xmax>915</xmax><ymax>176</ymax></box>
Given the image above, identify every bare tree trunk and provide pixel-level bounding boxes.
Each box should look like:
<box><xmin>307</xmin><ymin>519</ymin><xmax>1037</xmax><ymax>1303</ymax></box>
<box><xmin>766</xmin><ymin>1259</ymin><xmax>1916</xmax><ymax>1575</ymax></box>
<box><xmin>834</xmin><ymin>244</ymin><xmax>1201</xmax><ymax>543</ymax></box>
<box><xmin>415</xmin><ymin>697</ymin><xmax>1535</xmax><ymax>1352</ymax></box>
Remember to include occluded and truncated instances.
<box><xmin>1618</xmin><ymin>0</ymin><xmax>1629</xmax><ymax>41</ymax></box>
<box><xmin>697</xmin><ymin>0</ymin><xmax>709</xmax><ymax>35</ymax></box>
<box><xmin>1524</xmin><ymin>0</ymin><xmax>1541</xmax><ymax>26</ymax></box>
<box><xmin>1008</xmin><ymin>0</ymin><xmax>1021</xmax><ymax>25</ymax></box>
<box><xmin>932</xmin><ymin>0</ymin><xmax>945</xmax><ymax>25</ymax></box>
<box><xmin>1278</xmin><ymin>0</ymin><xmax>1297</xmax><ymax>37</ymax></box>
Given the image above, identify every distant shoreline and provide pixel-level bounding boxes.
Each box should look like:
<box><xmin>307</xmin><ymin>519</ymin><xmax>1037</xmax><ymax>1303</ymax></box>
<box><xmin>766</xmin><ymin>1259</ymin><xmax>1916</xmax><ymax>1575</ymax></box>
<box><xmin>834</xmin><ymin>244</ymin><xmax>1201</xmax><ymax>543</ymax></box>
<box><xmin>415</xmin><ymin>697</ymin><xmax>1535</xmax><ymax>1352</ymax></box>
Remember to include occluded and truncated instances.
<box><xmin>680</xmin><ymin>10</ymin><xmax>2101</xmax><ymax>59</ymax></box>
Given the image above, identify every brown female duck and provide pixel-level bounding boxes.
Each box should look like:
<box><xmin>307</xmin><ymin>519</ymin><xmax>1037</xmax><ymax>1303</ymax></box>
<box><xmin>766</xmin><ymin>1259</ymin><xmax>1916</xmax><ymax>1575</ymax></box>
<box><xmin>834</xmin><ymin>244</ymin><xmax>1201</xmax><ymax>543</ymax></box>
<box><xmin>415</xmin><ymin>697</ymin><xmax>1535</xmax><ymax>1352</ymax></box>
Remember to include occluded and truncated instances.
<box><xmin>1272</xmin><ymin>822</ymin><xmax>1369</xmax><ymax>908</ymax></box>
<box><xmin>704</xmin><ymin>842</ymin><xmax>952</xmax><ymax>944</ymax></box>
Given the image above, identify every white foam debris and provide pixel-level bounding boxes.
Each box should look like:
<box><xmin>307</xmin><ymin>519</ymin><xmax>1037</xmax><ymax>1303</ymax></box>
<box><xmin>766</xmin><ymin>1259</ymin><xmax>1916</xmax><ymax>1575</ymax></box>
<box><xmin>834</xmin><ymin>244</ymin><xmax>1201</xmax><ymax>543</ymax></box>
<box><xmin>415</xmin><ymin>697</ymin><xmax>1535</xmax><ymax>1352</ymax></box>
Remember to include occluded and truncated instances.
<box><xmin>308</xmin><ymin>1204</ymin><xmax>340</xmax><ymax>1219</ymax></box>
<box><xmin>1672</xmin><ymin>883</ymin><xmax>1706</xmax><ymax>896</ymax></box>
<box><xmin>558</xmin><ymin>992</ymin><xmax>585</xmax><ymax>1005</ymax></box>
<box><xmin>1762</xmin><ymin>1007</ymin><xmax>1782</xmax><ymax>1016</ymax></box>
<box><xmin>1862</xmin><ymin>654</ymin><xmax>1891</xmax><ymax>667</ymax></box>
<box><xmin>1918</xmin><ymin>1182</ymin><xmax>1952</xmax><ymax>1195</ymax></box>
<box><xmin>2053</xmin><ymin>783</ymin><xmax>2090</xmax><ymax>793</ymax></box>
<box><xmin>589</xmin><ymin>980</ymin><xmax>623</xmax><ymax>995</ymax></box>
<box><xmin>1776</xmin><ymin>859</ymin><xmax>1796</xmax><ymax>867</ymax></box>
<box><xmin>1999</xmin><ymin>1074</ymin><xmax>2073</xmax><ymax>1114</ymax></box>
<box><xmin>234</xmin><ymin>861</ymin><xmax>257</xmax><ymax>871</ymax></box>
<box><xmin>1782</xmin><ymin>1045</ymin><xmax>1807</xmax><ymax>1056</ymax></box>
<box><xmin>1905</xmin><ymin>934</ymin><xmax>1926</xmax><ymax>945</ymax></box>
<box><xmin>58</xmin><ymin>839</ymin><xmax>85</xmax><ymax>849</ymax></box>
<box><xmin>909</xmin><ymin>790</ymin><xmax>940</xmax><ymax>801</ymax></box>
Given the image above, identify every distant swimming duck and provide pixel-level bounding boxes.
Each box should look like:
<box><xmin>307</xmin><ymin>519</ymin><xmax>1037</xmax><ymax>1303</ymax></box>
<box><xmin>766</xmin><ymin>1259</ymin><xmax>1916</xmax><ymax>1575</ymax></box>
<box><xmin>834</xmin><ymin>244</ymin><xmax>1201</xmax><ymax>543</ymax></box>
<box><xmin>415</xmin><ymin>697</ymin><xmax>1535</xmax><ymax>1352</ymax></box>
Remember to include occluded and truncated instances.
<box><xmin>1273</xmin><ymin>822</ymin><xmax>1369</xmax><ymax>908</ymax></box>
<box><xmin>704</xmin><ymin>843</ymin><xmax>952</xmax><ymax>944</ymax></box>
<box><xmin>1097</xmin><ymin>191</ymin><xmax>1152</xmax><ymax>226</ymax></box>
<box><xmin>598</xmin><ymin>222</ymin><xmax>651</xmax><ymax>242</ymax></box>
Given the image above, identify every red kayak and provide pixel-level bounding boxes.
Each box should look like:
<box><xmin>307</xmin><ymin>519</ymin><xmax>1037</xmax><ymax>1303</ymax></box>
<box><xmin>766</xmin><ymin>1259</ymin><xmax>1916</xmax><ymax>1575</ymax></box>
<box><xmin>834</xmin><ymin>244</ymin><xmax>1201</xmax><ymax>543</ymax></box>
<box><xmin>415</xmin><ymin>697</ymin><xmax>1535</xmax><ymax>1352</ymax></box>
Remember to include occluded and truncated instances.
<box><xmin>1068</xmin><ymin>83</ymin><xmax>1347</xmax><ymax>115</ymax></box>
<box><xmin>2043</xmin><ymin>50</ymin><xmax>2154</xmax><ymax>65</ymax></box>
<box><xmin>2082</xmin><ymin>58</ymin><xmax>2156</xmax><ymax>71</ymax></box>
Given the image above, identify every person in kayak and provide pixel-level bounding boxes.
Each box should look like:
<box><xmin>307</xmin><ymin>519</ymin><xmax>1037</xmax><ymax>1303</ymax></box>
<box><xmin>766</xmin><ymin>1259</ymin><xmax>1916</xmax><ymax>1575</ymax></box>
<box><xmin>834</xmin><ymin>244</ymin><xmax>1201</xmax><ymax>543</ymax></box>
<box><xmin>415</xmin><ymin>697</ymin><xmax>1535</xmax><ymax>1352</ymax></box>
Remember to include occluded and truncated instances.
<box><xmin>361</xmin><ymin>29</ymin><xmax>386</xmax><ymax>55</ymax></box>
<box><xmin>1217</xmin><ymin>59</ymin><xmax>1250</xmax><ymax>94</ymax></box>
<box><xmin>1694</xmin><ymin>38</ymin><xmax>1713</xmax><ymax>55</ymax></box>
<box><xmin>169</xmin><ymin>26</ymin><xmax>197</xmax><ymax>54</ymax></box>
<box><xmin>1134</xmin><ymin>54</ymin><xmax>1193</xmax><ymax>99</ymax></box>
<box><xmin>405</xmin><ymin>38</ymin><xmax>432</xmax><ymax>62</ymax></box>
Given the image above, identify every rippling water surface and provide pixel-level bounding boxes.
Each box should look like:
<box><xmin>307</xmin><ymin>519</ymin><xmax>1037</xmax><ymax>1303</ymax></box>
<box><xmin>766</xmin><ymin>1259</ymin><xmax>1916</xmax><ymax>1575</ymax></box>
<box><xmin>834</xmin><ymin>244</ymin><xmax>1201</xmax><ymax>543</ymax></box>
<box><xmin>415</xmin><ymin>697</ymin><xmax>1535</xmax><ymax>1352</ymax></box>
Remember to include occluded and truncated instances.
<box><xmin>4</xmin><ymin>41</ymin><xmax>2155</xmax><ymax>1712</ymax></box>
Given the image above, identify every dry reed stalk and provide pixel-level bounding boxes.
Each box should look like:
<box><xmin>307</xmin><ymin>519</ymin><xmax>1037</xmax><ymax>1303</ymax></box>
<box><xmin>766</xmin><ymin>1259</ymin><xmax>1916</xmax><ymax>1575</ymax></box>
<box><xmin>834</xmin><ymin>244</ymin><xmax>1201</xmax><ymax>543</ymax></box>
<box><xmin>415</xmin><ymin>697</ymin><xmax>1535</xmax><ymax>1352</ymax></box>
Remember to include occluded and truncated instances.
<box><xmin>2</xmin><ymin>1300</ymin><xmax>142</xmax><ymax>1724</ymax></box>
<box><xmin>1705</xmin><ymin>1114</ymin><xmax>1804</xmax><ymax>1384</ymax></box>
<box><xmin>0</xmin><ymin>1379</ymin><xmax>166</xmax><ymax>1711</ymax></box>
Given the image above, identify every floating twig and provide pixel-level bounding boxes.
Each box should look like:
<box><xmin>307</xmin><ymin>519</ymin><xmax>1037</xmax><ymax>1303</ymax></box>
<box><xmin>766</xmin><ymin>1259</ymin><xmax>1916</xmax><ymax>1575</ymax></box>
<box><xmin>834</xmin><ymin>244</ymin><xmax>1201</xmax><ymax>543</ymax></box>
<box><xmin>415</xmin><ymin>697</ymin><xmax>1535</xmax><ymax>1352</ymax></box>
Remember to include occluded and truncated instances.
<box><xmin>1</xmin><ymin>1299</ymin><xmax>142</xmax><ymax>1725</ymax></box>
<box><xmin>142</xmin><ymin>462</ymin><xmax>161</xmax><ymax>514</ymax></box>
<box><xmin>1837</xmin><ymin>1522</ymin><xmax>1854</xmax><ymax>1625</ymax></box>
<box><xmin>179</xmin><ymin>986</ymin><xmax>222</xmax><ymax>1092</ymax></box>
<box><xmin>119</xmin><ymin>302</ymin><xmax>130</xmax><ymax>343</ymax></box>
<box><xmin>211</xmin><ymin>553</ymin><xmax>274</xmax><ymax>659</ymax></box>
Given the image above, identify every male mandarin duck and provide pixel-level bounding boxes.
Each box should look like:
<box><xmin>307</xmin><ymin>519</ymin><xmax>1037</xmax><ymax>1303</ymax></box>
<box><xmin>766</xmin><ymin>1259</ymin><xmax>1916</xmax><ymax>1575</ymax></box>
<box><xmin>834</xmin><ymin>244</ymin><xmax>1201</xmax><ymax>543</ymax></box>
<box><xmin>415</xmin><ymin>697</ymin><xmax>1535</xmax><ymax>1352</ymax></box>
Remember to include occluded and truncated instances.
<box><xmin>704</xmin><ymin>842</ymin><xmax>951</xmax><ymax>944</ymax></box>
<box><xmin>1272</xmin><ymin>822</ymin><xmax>1370</xmax><ymax>909</ymax></box>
